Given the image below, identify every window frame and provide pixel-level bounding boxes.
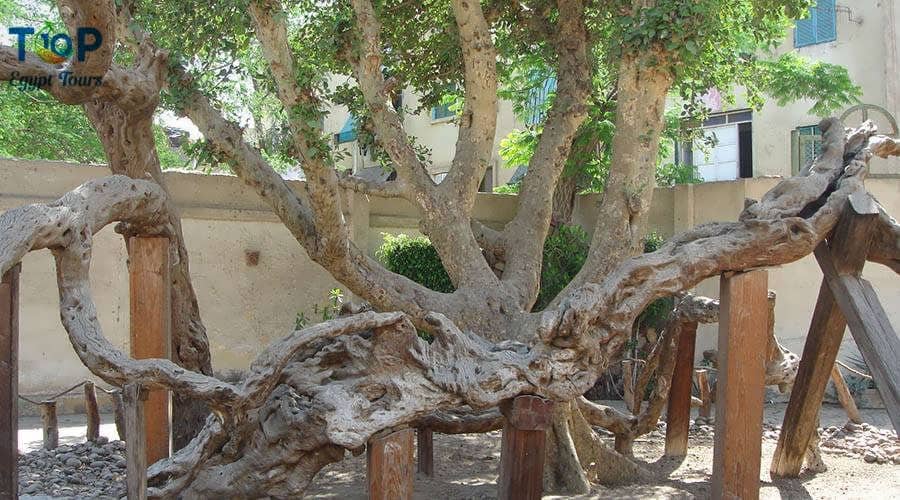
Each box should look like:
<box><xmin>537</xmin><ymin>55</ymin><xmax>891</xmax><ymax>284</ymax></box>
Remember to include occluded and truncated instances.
<box><xmin>794</xmin><ymin>0</ymin><xmax>837</xmax><ymax>48</ymax></box>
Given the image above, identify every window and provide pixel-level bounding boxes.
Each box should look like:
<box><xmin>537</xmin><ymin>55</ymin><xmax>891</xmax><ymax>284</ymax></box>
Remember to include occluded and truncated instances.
<box><xmin>334</xmin><ymin>115</ymin><xmax>358</xmax><ymax>144</ymax></box>
<box><xmin>431</xmin><ymin>103</ymin><xmax>454</xmax><ymax>121</ymax></box>
<box><xmin>795</xmin><ymin>0</ymin><xmax>837</xmax><ymax>48</ymax></box>
<box><xmin>683</xmin><ymin>110</ymin><xmax>753</xmax><ymax>182</ymax></box>
<box><xmin>793</xmin><ymin>125</ymin><xmax>823</xmax><ymax>173</ymax></box>
<box><xmin>524</xmin><ymin>76</ymin><xmax>557</xmax><ymax>126</ymax></box>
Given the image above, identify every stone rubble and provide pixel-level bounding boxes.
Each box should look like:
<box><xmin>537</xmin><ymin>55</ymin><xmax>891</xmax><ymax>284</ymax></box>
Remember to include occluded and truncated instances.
<box><xmin>689</xmin><ymin>416</ymin><xmax>899</xmax><ymax>465</ymax></box>
<box><xmin>18</xmin><ymin>436</ymin><xmax>126</xmax><ymax>499</ymax></box>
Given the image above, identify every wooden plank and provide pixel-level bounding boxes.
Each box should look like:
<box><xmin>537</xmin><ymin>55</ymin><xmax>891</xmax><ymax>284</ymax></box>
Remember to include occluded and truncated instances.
<box><xmin>367</xmin><ymin>428</ymin><xmax>414</xmax><ymax>500</ymax></box>
<box><xmin>830</xmin><ymin>365</ymin><xmax>863</xmax><ymax>425</ymax></box>
<box><xmin>696</xmin><ymin>369</ymin><xmax>712</xmax><ymax>419</ymax></box>
<box><xmin>498</xmin><ymin>395</ymin><xmax>554</xmax><ymax>500</ymax></box>
<box><xmin>0</xmin><ymin>264</ymin><xmax>19</xmax><ymax>500</ymax></box>
<box><xmin>818</xmin><ymin>262</ymin><xmax>900</xmax><ymax>432</ymax></box>
<box><xmin>771</xmin><ymin>196</ymin><xmax>878</xmax><ymax>478</ymax></box>
<box><xmin>129</xmin><ymin>236</ymin><xmax>171</xmax><ymax>464</ymax></box>
<box><xmin>84</xmin><ymin>381</ymin><xmax>101</xmax><ymax>442</ymax></box>
<box><xmin>666</xmin><ymin>321</ymin><xmax>698</xmax><ymax>457</ymax></box>
<box><xmin>771</xmin><ymin>279</ymin><xmax>846</xmax><ymax>478</ymax></box>
<box><xmin>711</xmin><ymin>270</ymin><xmax>768</xmax><ymax>500</ymax></box>
<box><xmin>40</xmin><ymin>401</ymin><xmax>59</xmax><ymax>450</ymax></box>
<box><xmin>416</xmin><ymin>427</ymin><xmax>434</xmax><ymax>476</ymax></box>
<box><xmin>124</xmin><ymin>383</ymin><xmax>147</xmax><ymax>500</ymax></box>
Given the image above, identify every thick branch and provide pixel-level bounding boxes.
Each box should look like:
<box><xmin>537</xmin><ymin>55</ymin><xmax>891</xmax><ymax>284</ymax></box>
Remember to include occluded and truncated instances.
<box><xmin>501</xmin><ymin>0</ymin><xmax>593</xmax><ymax>304</ymax></box>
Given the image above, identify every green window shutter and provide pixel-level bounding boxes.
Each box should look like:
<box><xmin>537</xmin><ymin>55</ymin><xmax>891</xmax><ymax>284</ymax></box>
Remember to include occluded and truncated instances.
<box><xmin>794</xmin><ymin>8</ymin><xmax>817</xmax><ymax>47</ymax></box>
<box><xmin>816</xmin><ymin>0</ymin><xmax>837</xmax><ymax>43</ymax></box>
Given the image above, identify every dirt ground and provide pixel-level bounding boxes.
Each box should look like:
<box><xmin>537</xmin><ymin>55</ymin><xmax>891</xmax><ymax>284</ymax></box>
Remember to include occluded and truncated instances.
<box><xmin>305</xmin><ymin>402</ymin><xmax>899</xmax><ymax>499</ymax></box>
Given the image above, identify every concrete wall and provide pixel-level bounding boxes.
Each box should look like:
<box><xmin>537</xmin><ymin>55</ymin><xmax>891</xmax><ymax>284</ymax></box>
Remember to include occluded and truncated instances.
<box><xmin>1</xmin><ymin>160</ymin><xmax>898</xmax><ymax>412</ymax></box>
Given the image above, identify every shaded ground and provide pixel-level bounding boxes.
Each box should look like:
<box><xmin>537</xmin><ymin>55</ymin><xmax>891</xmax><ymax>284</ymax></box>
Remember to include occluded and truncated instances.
<box><xmin>306</xmin><ymin>402</ymin><xmax>898</xmax><ymax>499</ymax></box>
<box><xmin>15</xmin><ymin>403</ymin><xmax>898</xmax><ymax>499</ymax></box>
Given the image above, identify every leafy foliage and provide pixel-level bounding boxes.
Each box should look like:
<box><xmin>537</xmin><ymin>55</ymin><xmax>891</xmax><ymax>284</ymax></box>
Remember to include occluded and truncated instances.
<box><xmin>535</xmin><ymin>225</ymin><xmax>591</xmax><ymax>311</ymax></box>
<box><xmin>376</xmin><ymin>234</ymin><xmax>455</xmax><ymax>293</ymax></box>
<box><xmin>295</xmin><ymin>288</ymin><xmax>344</xmax><ymax>329</ymax></box>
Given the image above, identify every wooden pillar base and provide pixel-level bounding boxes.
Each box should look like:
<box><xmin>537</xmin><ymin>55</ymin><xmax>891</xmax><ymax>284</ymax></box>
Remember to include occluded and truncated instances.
<box><xmin>0</xmin><ymin>264</ymin><xmax>19</xmax><ymax>499</ymax></box>
<box><xmin>498</xmin><ymin>395</ymin><xmax>554</xmax><ymax>500</ymax></box>
<box><xmin>417</xmin><ymin>427</ymin><xmax>434</xmax><ymax>476</ymax></box>
<box><xmin>712</xmin><ymin>270</ymin><xmax>768</xmax><ymax>500</ymax></box>
<box><xmin>367</xmin><ymin>428</ymin><xmax>414</xmax><ymax>500</ymax></box>
<box><xmin>124</xmin><ymin>383</ymin><xmax>148</xmax><ymax>500</ymax></box>
<box><xmin>665</xmin><ymin>321</ymin><xmax>698</xmax><ymax>457</ymax></box>
<box><xmin>40</xmin><ymin>401</ymin><xmax>59</xmax><ymax>450</ymax></box>
<box><xmin>85</xmin><ymin>381</ymin><xmax>101</xmax><ymax>442</ymax></box>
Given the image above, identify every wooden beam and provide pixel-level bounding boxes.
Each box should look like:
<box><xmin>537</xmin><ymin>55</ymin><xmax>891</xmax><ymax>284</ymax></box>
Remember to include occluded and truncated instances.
<box><xmin>0</xmin><ymin>264</ymin><xmax>19</xmax><ymax>499</ymax></box>
<box><xmin>367</xmin><ymin>428</ymin><xmax>414</xmax><ymax>500</ymax></box>
<box><xmin>771</xmin><ymin>194</ymin><xmax>879</xmax><ymax>478</ymax></box>
<box><xmin>817</xmin><ymin>257</ymin><xmax>900</xmax><ymax>432</ymax></box>
<box><xmin>665</xmin><ymin>321</ymin><xmax>698</xmax><ymax>457</ymax></box>
<box><xmin>711</xmin><ymin>270</ymin><xmax>768</xmax><ymax>500</ymax></box>
<box><xmin>830</xmin><ymin>365</ymin><xmax>863</xmax><ymax>425</ymax></box>
<box><xmin>84</xmin><ymin>381</ymin><xmax>101</xmax><ymax>442</ymax></box>
<box><xmin>696</xmin><ymin>369</ymin><xmax>712</xmax><ymax>419</ymax></box>
<box><xmin>416</xmin><ymin>427</ymin><xmax>434</xmax><ymax>476</ymax></box>
<box><xmin>124</xmin><ymin>383</ymin><xmax>147</xmax><ymax>500</ymax></box>
<box><xmin>498</xmin><ymin>395</ymin><xmax>554</xmax><ymax>500</ymax></box>
<box><xmin>129</xmin><ymin>236</ymin><xmax>172</xmax><ymax>464</ymax></box>
<box><xmin>40</xmin><ymin>401</ymin><xmax>58</xmax><ymax>450</ymax></box>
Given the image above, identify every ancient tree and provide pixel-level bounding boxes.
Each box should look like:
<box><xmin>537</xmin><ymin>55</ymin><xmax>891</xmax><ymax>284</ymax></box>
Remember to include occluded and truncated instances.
<box><xmin>1</xmin><ymin>0</ymin><xmax>899</xmax><ymax>497</ymax></box>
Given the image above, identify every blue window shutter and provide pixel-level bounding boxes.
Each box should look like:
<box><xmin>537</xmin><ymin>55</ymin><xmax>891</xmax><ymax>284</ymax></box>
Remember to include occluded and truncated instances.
<box><xmin>431</xmin><ymin>103</ymin><xmax>453</xmax><ymax>120</ymax></box>
<box><xmin>336</xmin><ymin>115</ymin><xmax>357</xmax><ymax>144</ymax></box>
<box><xmin>525</xmin><ymin>76</ymin><xmax>558</xmax><ymax>126</ymax></box>
<box><xmin>816</xmin><ymin>0</ymin><xmax>837</xmax><ymax>43</ymax></box>
<box><xmin>794</xmin><ymin>9</ymin><xmax>816</xmax><ymax>47</ymax></box>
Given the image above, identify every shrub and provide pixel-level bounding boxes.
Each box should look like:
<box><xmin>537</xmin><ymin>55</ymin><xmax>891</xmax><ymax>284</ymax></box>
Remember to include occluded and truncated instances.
<box><xmin>534</xmin><ymin>225</ymin><xmax>590</xmax><ymax>310</ymax></box>
<box><xmin>376</xmin><ymin>233</ymin><xmax>455</xmax><ymax>293</ymax></box>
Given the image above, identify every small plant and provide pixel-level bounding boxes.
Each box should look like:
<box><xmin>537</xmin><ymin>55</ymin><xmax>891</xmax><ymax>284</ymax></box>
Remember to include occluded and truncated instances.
<box><xmin>295</xmin><ymin>288</ymin><xmax>344</xmax><ymax>329</ymax></box>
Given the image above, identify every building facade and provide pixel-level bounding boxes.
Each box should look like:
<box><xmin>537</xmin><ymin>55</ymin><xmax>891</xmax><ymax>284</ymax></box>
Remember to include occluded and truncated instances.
<box><xmin>323</xmin><ymin>0</ymin><xmax>900</xmax><ymax>188</ymax></box>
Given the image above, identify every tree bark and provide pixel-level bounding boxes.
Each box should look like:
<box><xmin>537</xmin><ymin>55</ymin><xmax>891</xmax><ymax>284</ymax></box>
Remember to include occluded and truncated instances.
<box><xmin>84</xmin><ymin>100</ymin><xmax>213</xmax><ymax>451</ymax></box>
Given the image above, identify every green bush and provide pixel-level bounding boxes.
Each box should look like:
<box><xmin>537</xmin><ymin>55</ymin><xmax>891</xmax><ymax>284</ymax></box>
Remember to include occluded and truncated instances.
<box><xmin>535</xmin><ymin>225</ymin><xmax>589</xmax><ymax>310</ymax></box>
<box><xmin>376</xmin><ymin>234</ymin><xmax>455</xmax><ymax>293</ymax></box>
<box><xmin>376</xmin><ymin>226</ymin><xmax>591</xmax><ymax>309</ymax></box>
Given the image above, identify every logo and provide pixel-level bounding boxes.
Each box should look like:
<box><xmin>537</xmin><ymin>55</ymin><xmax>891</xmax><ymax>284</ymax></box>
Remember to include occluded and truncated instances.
<box><xmin>6</xmin><ymin>26</ymin><xmax>105</xmax><ymax>91</ymax></box>
<box><xmin>9</xmin><ymin>26</ymin><xmax>103</xmax><ymax>63</ymax></box>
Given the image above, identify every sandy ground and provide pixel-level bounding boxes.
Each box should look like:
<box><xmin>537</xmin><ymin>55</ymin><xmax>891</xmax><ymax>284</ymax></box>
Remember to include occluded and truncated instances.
<box><xmin>17</xmin><ymin>403</ymin><xmax>899</xmax><ymax>499</ymax></box>
<box><xmin>305</xmin><ymin>402</ymin><xmax>899</xmax><ymax>500</ymax></box>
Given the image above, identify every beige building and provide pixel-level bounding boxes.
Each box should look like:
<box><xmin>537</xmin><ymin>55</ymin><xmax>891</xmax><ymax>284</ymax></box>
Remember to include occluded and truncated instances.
<box><xmin>324</xmin><ymin>0</ymin><xmax>900</xmax><ymax>186</ymax></box>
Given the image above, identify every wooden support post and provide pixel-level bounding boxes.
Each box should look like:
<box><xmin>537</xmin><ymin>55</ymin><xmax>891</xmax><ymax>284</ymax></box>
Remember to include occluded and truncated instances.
<box><xmin>40</xmin><ymin>401</ymin><xmax>59</xmax><ymax>450</ymax></box>
<box><xmin>622</xmin><ymin>360</ymin><xmax>636</xmax><ymax>413</ymax></box>
<box><xmin>696</xmin><ymin>369</ymin><xmax>712</xmax><ymax>419</ymax></box>
<box><xmin>666</xmin><ymin>321</ymin><xmax>698</xmax><ymax>457</ymax></box>
<box><xmin>712</xmin><ymin>270</ymin><xmax>768</xmax><ymax>500</ymax></box>
<box><xmin>498</xmin><ymin>395</ymin><xmax>554</xmax><ymax>500</ymax></box>
<box><xmin>84</xmin><ymin>381</ymin><xmax>101</xmax><ymax>442</ymax></box>
<box><xmin>0</xmin><ymin>264</ymin><xmax>19</xmax><ymax>499</ymax></box>
<box><xmin>416</xmin><ymin>427</ymin><xmax>434</xmax><ymax>476</ymax></box>
<box><xmin>113</xmin><ymin>390</ymin><xmax>127</xmax><ymax>441</ymax></box>
<box><xmin>830</xmin><ymin>366</ymin><xmax>863</xmax><ymax>425</ymax></box>
<box><xmin>772</xmin><ymin>194</ymin><xmax>880</xmax><ymax>478</ymax></box>
<box><xmin>129</xmin><ymin>236</ymin><xmax>171</xmax><ymax>464</ymax></box>
<box><xmin>124</xmin><ymin>383</ymin><xmax>147</xmax><ymax>500</ymax></box>
<box><xmin>367</xmin><ymin>428</ymin><xmax>414</xmax><ymax>500</ymax></box>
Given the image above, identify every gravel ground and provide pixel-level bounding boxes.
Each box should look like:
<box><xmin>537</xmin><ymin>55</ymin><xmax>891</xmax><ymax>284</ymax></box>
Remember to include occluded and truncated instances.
<box><xmin>16</xmin><ymin>403</ymin><xmax>899</xmax><ymax>499</ymax></box>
